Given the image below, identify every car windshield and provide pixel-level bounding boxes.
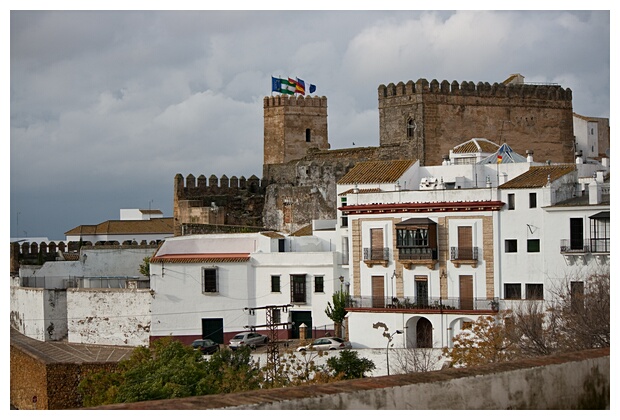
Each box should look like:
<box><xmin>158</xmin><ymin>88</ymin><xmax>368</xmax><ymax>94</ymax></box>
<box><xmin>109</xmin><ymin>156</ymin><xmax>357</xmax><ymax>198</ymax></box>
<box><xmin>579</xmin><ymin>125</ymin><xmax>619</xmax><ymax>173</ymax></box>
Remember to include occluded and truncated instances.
<box><xmin>232</xmin><ymin>334</ymin><xmax>245</xmax><ymax>340</ymax></box>
<box><xmin>332</xmin><ymin>338</ymin><xmax>344</xmax><ymax>343</ymax></box>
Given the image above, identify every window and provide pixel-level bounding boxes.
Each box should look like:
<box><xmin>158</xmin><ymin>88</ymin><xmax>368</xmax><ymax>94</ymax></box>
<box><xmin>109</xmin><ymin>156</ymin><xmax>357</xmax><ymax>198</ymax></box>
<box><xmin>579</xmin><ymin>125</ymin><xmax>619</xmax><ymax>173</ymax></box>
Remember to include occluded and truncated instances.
<box><xmin>203</xmin><ymin>268</ymin><xmax>218</xmax><ymax>293</ymax></box>
<box><xmin>526</xmin><ymin>284</ymin><xmax>544</xmax><ymax>300</ymax></box>
<box><xmin>314</xmin><ymin>276</ymin><xmax>324</xmax><ymax>293</ymax></box>
<box><xmin>529</xmin><ymin>192</ymin><xmax>537</xmax><ymax>208</ymax></box>
<box><xmin>271</xmin><ymin>308</ymin><xmax>281</xmax><ymax>324</ymax></box>
<box><xmin>505</xmin><ymin>239</ymin><xmax>517</xmax><ymax>253</ymax></box>
<box><xmin>462</xmin><ymin>321</ymin><xmax>473</xmax><ymax>330</ymax></box>
<box><xmin>504</xmin><ymin>283</ymin><xmax>522</xmax><ymax>300</ymax></box>
<box><xmin>415</xmin><ymin>276</ymin><xmax>428</xmax><ymax>306</ymax></box>
<box><xmin>527</xmin><ymin>239</ymin><xmax>540</xmax><ymax>253</ymax></box>
<box><xmin>305</xmin><ymin>128</ymin><xmax>311</xmax><ymax>142</ymax></box>
<box><xmin>271</xmin><ymin>275</ymin><xmax>281</xmax><ymax>293</ymax></box>
<box><xmin>291</xmin><ymin>274</ymin><xmax>306</xmax><ymax>303</ymax></box>
<box><xmin>508</xmin><ymin>193</ymin><xmax>515</xmax><ymax>210</ymax></box>
<box><xmin>407</xmin><ymin>118</ymin><xmax>416</xmax><ymax>138</ymax></box>
<box><xmin>341</xmin><ymin>216</ymin><xmax>348</xmax><ymax>227</ymax></box>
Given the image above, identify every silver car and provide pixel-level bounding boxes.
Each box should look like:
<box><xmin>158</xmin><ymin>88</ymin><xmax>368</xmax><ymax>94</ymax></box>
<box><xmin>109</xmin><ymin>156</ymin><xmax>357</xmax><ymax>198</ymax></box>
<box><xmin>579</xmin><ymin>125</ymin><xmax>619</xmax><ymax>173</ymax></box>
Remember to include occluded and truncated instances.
<box><xmin>297</xmin><ymin>337</ymin><xmax>352</xmax><ymax>352</ymax></box>
<box><xmin>229</xmin><ymin>332</ymin><xmax>269</xmax><ymax>350</ymax></box>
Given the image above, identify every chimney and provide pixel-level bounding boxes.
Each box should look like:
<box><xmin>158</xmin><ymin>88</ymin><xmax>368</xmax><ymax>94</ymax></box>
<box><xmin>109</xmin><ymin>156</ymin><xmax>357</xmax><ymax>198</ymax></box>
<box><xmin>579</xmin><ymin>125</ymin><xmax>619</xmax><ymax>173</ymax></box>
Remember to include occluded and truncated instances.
<box><xmin>575</xmin><ymin>151</ymin><xmax>583</xmax><ymax>165</ymax></box>
<box><xmin>526</xmin><ymin>150</ymin><xmax>534</xmax><ymax>163</ymax></box>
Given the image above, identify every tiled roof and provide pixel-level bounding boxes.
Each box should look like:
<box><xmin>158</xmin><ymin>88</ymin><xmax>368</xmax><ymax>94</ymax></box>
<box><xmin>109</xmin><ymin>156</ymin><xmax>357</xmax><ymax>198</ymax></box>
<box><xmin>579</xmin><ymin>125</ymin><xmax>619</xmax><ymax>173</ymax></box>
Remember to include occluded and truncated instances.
<box><xmin>452</xmin><ymin>138</ymin><xmax>499</xmax><ymax>154</ymax></box>
<box><xmin>337</xmin><ymin>160</ymin><xmax>416</xmax><ymax>185</ymax></box>
<box><xmin>499</xmin><ymin>165</ymin><xmax>576</xmax><ymax>189</ymax></box>
<box><xmin>260</xmin><ymin>231</ymin><xmax>285</xmax><ymax>239</ymax></box>
<box><xmin>290</xmin><ymin>224</ymin><xmax>313</xmax><ymax>237</ymax></box>
<box><xmin>150</xmin><ymin>253</ymin><xmax>250</xmax><ymax>264</ymax></box>
<box><xmin>338</xmin><ymin>188</ymin><xmax>381</xmax><ymax>196</ymax></box>
<box><xmin>65</xmin><ymin>217</ymin><xmax>174</xmax><ymax>236</ymax></box>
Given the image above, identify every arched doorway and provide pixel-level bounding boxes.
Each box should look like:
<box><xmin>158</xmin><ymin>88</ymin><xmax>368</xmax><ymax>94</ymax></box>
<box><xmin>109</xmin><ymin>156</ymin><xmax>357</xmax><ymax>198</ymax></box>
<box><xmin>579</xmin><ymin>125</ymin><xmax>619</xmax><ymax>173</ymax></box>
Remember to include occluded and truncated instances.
<box><xmin>416</xmin><ymin>318</ymin><xmax>433</xmax><ymax>348</ymax></box>
<box><xmin>405</xmin><ymin>316</ymin><xmax>434</xmax><ymax>348</ymax></box>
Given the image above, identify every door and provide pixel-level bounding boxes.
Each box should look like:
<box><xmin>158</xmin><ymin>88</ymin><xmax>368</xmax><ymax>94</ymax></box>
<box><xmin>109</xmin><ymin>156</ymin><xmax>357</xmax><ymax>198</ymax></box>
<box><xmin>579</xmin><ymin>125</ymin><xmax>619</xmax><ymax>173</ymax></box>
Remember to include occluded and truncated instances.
<box><xmin>372</xmin><ymin>276</ymin><xmax>385</xmax><ymax>308</ymax></box>
<box><xmin>370</xmin><ymin>228</ymin><xmax>384</xmax><ymax>260</ymax></box>
<box><xmin>291</xmin><ymin>311</ymin><xmax>313</xmax><ymax>339</ymax></box>
<box><xmin>570</xmin><ymin>218</ymin><xmax>584</xmax><ymax>251</ymax></box>
<box><xmin>458</xmin><ymin>226</ymin><xmax>473</xmax><ymax>259</ymax></box>
<box><xmin>415</xmin><ymin>276</ymin><xmax>428</xmax><ymax>307</ymax></box>
<box><xmin>416</xmin><ymin>318</ymin><xmax>433</xmax><ymax>348</ymax></box>
<box><xmin>201</xmin><ymin>318</ymin><xmax>224</xmax><ymax>344</ymax></box>
<box><xmin>459</xmin><ymin>275</ymin><xmax>474</xmax><ymax>310</ymax></box>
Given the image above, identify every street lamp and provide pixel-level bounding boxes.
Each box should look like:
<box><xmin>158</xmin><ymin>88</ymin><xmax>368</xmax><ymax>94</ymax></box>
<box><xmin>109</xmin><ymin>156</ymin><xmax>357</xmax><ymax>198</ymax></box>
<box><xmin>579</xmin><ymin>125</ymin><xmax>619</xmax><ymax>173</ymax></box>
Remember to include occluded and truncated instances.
<box><xmin>386</xmin><ymin>329</ymin><xmax>403</xmax><ymax>376</ymax></box>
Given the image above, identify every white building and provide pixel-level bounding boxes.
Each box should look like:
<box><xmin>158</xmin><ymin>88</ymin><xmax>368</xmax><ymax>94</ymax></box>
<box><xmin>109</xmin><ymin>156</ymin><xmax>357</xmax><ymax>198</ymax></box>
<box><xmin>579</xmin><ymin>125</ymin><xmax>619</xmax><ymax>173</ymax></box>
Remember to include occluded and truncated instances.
<box><xmin>336</xmin><ymin>141</ymin><xmax>609</xmax><ymax>349</ymax></box>
<box><xmin>64</xmin><ymin>209</ymin><xmax>173</xmax><ymax>244</ymax></box>
<box><xmin>149</xmin><ymin>226</ymin><xmax>347</xmax><ymax>346</ymax></box>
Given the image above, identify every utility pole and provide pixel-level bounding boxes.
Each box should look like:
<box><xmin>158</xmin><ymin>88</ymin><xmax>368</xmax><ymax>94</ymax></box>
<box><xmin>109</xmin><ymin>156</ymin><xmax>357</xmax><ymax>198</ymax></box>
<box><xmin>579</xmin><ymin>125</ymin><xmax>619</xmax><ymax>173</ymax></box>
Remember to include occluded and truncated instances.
<box><xmin>244</xmin><ymin>304</ymin><xmax>292</xmax><ymax>383</ymax></box>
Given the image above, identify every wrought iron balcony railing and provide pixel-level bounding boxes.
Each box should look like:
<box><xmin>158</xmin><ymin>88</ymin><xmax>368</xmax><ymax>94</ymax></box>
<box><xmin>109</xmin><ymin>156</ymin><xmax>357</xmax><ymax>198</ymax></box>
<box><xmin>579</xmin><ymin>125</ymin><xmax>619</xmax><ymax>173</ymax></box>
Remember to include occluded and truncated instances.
<box><xmin>346</xmin><ymin>295</ymin><xmax>500</xmax><ymax>311</ymax></box>
<box><xmin>450</xmin><ymin>246</ymin><xmax>479</xmax><ymax>261</ymax></box>
<box><xmin>363</xmin><ymin>247</ymin><xmax>390</xmax><ymax>261</ymax></box>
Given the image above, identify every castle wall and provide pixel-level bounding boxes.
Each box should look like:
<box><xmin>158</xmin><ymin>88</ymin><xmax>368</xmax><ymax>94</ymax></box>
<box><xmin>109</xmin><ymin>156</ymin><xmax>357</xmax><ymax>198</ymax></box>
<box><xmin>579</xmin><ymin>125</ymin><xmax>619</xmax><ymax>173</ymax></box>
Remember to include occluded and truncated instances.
<box><xmin>378</xmin><ymin>79</ymin><xmax>575</xmax><ymax>165</ymax></box>
<box><xmin>173</xmin><ymin>173</ymin><xmax>267</xmax><ymax>236</ymax></box>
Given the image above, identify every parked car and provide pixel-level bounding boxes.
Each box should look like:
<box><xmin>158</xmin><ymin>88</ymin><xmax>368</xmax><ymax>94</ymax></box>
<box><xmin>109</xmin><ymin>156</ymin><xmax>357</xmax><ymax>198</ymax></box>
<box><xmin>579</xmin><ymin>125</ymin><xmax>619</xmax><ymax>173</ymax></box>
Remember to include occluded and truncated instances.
<box><xmin>297</xmin><ymin>337</ymin><xmax>352</xmax><ymax>352</ymax></box>
<box><xmin>191</xmin><ymin>338</ymin><xmax>220</xmax><ymax>355</ymax></box>
<box><xmin>229</xmin><ymin>332</ymin><xmax>269</xmax><ymax>350</ymax></box>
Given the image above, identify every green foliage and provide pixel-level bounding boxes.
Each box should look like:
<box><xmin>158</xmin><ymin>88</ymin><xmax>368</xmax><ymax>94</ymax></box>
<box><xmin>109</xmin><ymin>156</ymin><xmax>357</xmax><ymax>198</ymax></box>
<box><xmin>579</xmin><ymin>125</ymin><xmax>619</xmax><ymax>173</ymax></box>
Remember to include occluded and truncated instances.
<box><xmin>201</xmin><ymin>346</ymin><xmax>263</xmax><ymax>394</ymax></box>
<box><xmin>326</xmin><ymin>349</ymin><xmax>375</xmax><ymax>379</ymax></box>
<box><xmin>139</xmin><ymin>256</ymin><xmax>151</xmax><ymax>277</ymax></box>
<box><xmin>78</xmin><ymin>337</ymin><xmax>263</xmax><ymax>406</ymax></box>
<box><xmin>325</xmin><ymin>290</ymin><xmax>349</xmax><ymax>324</ymax></box>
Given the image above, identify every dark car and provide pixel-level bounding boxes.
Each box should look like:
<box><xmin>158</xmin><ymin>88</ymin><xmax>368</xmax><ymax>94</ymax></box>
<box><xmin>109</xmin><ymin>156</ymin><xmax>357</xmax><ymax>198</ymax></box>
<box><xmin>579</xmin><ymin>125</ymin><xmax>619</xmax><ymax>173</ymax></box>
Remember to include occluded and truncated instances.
<box><xmin>192</xmin><ymin>339</ymin><xmax>220</xmax><ymax>355</ymax></box>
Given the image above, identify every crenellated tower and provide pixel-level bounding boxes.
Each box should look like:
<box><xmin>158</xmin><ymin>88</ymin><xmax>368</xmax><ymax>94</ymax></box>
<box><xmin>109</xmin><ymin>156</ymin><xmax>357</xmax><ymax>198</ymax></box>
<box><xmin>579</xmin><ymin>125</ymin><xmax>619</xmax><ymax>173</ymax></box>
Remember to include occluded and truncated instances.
<box><xmin>378</xmin><ymin>77</ymin><xmax>575</xmax><ymax>165</ymax></box>
<box><xmin>263</xmin><ymin>95</ymin><xmax>330</xmax><ymax>166</ymax></box>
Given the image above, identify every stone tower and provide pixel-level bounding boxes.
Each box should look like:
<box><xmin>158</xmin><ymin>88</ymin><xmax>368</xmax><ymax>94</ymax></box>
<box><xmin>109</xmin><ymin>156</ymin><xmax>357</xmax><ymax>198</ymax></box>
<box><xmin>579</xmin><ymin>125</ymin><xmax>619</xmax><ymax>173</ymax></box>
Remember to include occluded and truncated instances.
<box><xmin>263</xmin><ymin>95</ymin><xmax>330</xmax><ymax>165</ymax></box>
<box><xmin>378</xmin><ymin>78</ymin><xmax>575</xmax><ymax>166</ymax></box>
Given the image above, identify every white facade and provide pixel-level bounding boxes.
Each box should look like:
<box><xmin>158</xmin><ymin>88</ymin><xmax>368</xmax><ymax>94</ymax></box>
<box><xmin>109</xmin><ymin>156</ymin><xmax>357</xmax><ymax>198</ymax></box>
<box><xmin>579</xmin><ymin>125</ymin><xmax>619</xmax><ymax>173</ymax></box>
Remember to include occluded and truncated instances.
<box><xmin>573</xmin><ymin>114</ymin><xmax>599</xmax><ymax>159</ymax></box>
<box><xmin>337</xmin><ymin>155</ymin><xmax>610</xmax><ymax>349</ymax></box>
<box><xmin>149</xmin><ymin>230</ymin><xmax>347</xmax><ymax>344</ymax></box>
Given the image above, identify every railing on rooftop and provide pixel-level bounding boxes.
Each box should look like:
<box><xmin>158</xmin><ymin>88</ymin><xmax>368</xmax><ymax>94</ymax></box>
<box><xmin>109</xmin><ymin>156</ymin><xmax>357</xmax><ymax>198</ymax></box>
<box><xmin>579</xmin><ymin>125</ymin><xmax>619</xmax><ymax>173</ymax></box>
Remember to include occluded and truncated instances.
<box><xmin>20</xmin><ymin>276</ymin><xmax>150</xmax><ymax>290</ymax></box>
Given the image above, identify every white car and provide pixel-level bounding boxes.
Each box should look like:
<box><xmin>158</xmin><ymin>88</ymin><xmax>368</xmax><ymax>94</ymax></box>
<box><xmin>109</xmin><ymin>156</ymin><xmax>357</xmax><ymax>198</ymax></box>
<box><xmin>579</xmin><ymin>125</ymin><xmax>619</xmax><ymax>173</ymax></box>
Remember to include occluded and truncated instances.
<box><xmin>297</xmin><ymin>337</ymin><xmax>352</xmax><ymax>352</ymax></box>
<box><xmin>229</xmin><ymin>332</ymin><xmax>269</xmax><ymax>350</ymax></box>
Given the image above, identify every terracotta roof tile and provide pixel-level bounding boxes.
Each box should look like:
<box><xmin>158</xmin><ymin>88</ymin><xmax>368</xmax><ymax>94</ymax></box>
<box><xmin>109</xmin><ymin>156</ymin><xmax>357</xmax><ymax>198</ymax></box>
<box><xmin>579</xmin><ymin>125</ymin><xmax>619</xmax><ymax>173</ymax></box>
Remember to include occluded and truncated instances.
<box><xmin>499</xmin><ymin>165</ymin><xmax>576</xmax><ymax>189</ymax></box>
<box><xmin>452</xmin><ymin>138</ymin><xmax>499</xmax><ymax>154</ymax></box>
<box><xmin>290</xmin><ymin>224</ymin><xmax>313</xmax><ymax>237</ymax></box>
<box><xmin>339</xmin><ymin>188</ymin><xmax>381</xmax><ymax>196</ymax></box>
<box><xmin>65</xmin><ymin>218</ymin><xmax>174</xmax><ymax>236</ymax></box>
<box><xmin>337</xmin><ymin>160</ymin><xmax>415</xmax><ymax>185</ymax></box>
<box><xmin>150</xmin><ymin>253</ymin><xmax>250</xmax><ymax>264</ymax></box>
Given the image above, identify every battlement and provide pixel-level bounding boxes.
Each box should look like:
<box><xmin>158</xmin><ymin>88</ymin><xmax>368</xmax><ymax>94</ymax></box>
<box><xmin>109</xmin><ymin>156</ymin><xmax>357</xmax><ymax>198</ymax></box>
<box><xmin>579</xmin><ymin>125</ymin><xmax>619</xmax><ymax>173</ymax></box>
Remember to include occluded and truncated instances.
<box><xmin>263</xmin><ymin>94</ymin><xmax>328</xmax><ymax>109</ymax></box>
<box><xmin>174</xmin><ymin>173</ymin><xmax>269</xmax><ymax>196</ymax></box>
<box><xmin>378</xmin><ymin>78</ymin><xmax>571</xmax><ymax>101</ymax></box>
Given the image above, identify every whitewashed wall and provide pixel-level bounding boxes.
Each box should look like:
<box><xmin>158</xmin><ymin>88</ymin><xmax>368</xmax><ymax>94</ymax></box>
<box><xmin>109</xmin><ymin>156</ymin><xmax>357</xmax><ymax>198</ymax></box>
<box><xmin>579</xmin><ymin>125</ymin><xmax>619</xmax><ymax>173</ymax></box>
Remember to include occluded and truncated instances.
<box><xmin>67</xmin><ymin>288</ymin><xmax>151</xmax><ymax>346</ymax></box>
<box><xmin>10</xmin><ymin>286</ymin><xmax>67</xmax><ymax>341</ymax></box>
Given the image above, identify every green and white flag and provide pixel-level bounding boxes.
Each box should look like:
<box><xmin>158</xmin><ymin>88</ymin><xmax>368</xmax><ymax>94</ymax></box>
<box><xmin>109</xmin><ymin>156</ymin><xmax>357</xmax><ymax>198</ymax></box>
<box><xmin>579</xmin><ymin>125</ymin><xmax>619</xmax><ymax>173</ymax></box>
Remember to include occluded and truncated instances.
<box><xmin>271</xmin><ymin>77</ymin><xmax>297</xmax><ymax>95</ymax></box>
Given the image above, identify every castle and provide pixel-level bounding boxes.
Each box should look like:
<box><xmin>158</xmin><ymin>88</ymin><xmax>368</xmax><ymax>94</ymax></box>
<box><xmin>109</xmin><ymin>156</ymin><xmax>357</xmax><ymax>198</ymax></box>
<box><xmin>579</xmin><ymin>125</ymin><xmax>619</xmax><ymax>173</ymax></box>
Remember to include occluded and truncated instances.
<box><xmin>174</xmin><ymin>75</ymin><xmax>578</xmax><ymax>235</ymax></box>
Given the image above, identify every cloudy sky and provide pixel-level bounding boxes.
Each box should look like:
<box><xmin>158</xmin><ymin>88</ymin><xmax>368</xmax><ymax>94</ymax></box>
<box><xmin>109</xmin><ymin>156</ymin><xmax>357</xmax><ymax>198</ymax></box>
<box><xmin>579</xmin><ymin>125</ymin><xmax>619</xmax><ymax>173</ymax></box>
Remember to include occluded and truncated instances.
<box><xmin>7</xmin><ymin>5</ymin><xmax>612</xmax><ymax>241</ymax></box>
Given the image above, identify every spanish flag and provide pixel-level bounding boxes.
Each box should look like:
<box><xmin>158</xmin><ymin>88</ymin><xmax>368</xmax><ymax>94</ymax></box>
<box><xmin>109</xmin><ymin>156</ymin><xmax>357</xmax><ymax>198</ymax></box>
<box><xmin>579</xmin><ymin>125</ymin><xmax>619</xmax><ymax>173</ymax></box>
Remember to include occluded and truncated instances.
<box><xmin>497</xmin><ymin>154</ymin><xmax>503</xmax><ymax>164</ymax></box>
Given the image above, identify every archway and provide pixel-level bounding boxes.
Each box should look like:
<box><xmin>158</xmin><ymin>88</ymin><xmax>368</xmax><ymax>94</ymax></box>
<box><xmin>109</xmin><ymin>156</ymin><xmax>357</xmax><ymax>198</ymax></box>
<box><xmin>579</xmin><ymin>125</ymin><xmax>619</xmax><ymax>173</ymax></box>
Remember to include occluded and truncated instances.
<box><xmin>416</xmin><ymin>318</ymin><xmax>433</xmax><ymax>348</ymax></box>
<box><xmin>404</xmin><ymin>316</ymin><xmax>433</xmax><ymax>348</ymax></box>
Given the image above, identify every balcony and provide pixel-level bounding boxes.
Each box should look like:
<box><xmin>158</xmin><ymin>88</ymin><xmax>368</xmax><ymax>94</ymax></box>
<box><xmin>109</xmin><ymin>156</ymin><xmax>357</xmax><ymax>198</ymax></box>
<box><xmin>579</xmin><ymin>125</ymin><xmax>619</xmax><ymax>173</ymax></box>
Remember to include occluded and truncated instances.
<box><xmin>560</xmin><ymin>239</ymin><xmax>590</xmax><ymax>254</ymax></box>
<box><xmin>363</xmin><ymin>247</ymin><xmax>389</xmax><ymax>267</ymax></box>
<box><xmin>450</xmin><ymin>246</ymin><xmax>479</xmax><ymax>268</ymax></box>
<box><xmin>397</xmin><ymin>247</ymin><xmax>438</xmax><ymax>270</ymax></box>
<box><xmin>346</xmin><ymin>295</ymin><xmax>500</xmax><ymax>312</ymax></box>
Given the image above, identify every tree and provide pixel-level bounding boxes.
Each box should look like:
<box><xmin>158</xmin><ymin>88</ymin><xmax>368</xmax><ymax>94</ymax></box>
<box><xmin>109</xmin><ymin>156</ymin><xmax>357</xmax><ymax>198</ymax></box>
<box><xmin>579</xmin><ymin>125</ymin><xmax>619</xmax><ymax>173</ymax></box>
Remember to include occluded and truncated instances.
<box><xmin>139</xmin><ymin>256</ymin><xmax>151</xmax><ymax>277</ymax></box>
<box><xmin>78</xmin><ymin>338</ymin><xmax>263</xmax><ymax>406</ymax></box>
<box><xmin>443</xmin><ymin>315</ymin><xmax>518</xmax><ymax>367</ymax></box>
<box><xmin>325</xmin><ymin>289</ymin><xmax>349</xmax><ymax>337</ymax></box>
<box><xmin>326</xmin><ymin>349</ymin><xmax>376</xmax><ymax>379</ymax></box>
